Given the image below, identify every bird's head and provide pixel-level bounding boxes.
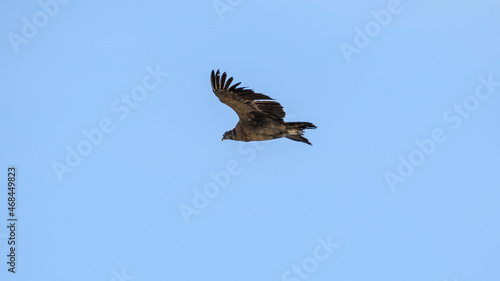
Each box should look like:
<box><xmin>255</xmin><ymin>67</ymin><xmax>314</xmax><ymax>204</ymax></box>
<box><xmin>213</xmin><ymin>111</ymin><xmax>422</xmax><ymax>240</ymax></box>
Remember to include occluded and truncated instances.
<box><xmin>222</xmin><ymin>130</ymin><xmax>234</xmax><ymax>141</ymax></box>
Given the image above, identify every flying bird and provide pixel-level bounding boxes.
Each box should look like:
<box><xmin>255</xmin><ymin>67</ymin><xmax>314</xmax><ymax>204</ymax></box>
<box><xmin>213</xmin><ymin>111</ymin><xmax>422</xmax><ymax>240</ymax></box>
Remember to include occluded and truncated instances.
<box><xmin>211</xmin><ymin>70</ymin><xmax>317</xmax><ymax>145</ymax></box>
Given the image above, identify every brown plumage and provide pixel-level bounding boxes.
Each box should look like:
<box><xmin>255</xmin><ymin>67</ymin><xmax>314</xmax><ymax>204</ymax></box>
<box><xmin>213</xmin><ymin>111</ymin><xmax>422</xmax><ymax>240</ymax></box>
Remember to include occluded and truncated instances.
<box><xmin>211</xmin><ymin>70</ymin><xmax>317</xmax><ymax>145</ymax></box>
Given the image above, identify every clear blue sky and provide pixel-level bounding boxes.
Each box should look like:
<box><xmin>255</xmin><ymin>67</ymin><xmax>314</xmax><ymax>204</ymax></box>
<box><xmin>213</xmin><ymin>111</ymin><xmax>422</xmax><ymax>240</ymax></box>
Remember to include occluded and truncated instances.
<box><xmin>1</xmin><ymin>1</ymin><xmax>500</xmax><ymax>280</ymax></box>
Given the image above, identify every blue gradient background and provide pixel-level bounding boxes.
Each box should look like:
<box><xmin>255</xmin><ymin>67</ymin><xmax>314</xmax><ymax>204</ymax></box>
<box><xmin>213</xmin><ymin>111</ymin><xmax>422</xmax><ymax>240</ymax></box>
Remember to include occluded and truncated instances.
<box><xmin>1</xmin><ymin>1</ymin><xmax>499</xmax><ymax>281</ymax></box>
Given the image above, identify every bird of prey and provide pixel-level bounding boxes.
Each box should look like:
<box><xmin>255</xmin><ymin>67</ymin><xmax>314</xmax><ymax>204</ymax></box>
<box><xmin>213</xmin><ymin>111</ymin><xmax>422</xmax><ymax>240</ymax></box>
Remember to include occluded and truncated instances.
<box><xmin>211</xmin><ymin>70</ymin><xmax>317</xmax><ymax>145</ymax></box>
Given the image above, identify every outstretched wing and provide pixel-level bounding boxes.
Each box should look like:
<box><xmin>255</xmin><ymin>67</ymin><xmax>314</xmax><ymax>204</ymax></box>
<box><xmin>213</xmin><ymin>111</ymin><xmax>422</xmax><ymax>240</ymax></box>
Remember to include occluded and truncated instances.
<box><xmin>211</xmin><ymin>70</ymin><xmax>286</xmax><ymax>121</ymax></box>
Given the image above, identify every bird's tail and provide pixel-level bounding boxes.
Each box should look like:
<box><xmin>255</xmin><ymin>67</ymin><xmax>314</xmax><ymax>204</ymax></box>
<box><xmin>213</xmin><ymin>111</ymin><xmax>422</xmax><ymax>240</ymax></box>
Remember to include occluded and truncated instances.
<box><xmin>284</xmin><ymin>122</ymin><xmax>317</xmax><ymax>145</ymax></box>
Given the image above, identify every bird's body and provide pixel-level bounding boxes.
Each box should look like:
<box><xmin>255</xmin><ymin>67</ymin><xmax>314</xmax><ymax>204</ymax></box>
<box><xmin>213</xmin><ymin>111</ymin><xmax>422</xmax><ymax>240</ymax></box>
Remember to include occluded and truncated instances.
<box><xmin>211</xmin><ymin>70</ymin><xmax>317</xmax><ymax>145</ymax></box>
<box><xmin>229</xmin><ymin>119</ymin><xmax>287</xmax><ymax>142</ymax></box>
